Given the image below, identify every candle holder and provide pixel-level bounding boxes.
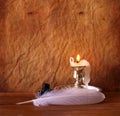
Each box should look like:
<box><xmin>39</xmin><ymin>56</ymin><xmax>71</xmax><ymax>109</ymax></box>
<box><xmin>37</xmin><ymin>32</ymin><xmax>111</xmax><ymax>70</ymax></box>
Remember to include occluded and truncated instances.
<box><xmin>72</xmin><ymin>66</ymin><xmax>86</xmax><ymax>88</ymax></box>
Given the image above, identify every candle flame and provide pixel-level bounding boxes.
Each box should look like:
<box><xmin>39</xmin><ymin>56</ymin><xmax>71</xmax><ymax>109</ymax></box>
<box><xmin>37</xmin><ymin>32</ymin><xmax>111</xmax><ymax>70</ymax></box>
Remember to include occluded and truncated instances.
<box><xmin>76</xmin><ymin>54</ymin><xmax>80</xmax><ymax>62</ymax></box>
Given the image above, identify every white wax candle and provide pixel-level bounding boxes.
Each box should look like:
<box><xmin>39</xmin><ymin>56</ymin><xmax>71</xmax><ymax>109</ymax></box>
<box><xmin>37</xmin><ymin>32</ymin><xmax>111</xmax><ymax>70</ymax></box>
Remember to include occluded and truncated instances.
<box><xmin>70</xmin><ymin>55</ymin><xmax>91</xmax><ymax>86</ymax></box>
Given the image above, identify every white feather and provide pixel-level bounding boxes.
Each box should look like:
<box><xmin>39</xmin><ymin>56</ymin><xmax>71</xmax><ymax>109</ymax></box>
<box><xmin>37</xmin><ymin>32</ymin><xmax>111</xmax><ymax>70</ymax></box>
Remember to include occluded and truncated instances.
<box><xmin>17</xmin><ymin>87</ymin><xmax>105</xmax><ymax>106</ymax></box>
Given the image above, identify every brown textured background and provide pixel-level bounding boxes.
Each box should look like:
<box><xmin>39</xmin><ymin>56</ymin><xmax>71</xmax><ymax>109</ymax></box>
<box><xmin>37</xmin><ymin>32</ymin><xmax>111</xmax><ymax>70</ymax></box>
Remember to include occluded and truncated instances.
<box><xmin>0</xmin><ymin>0</ymin><xmax>120</xmax><ymax>92</ymax></box>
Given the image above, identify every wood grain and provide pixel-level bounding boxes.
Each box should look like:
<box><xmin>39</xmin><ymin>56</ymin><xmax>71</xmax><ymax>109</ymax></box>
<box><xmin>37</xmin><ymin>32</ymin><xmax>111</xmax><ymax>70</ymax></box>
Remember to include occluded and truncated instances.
<box><xmin>0</xmin><ymin>0</ymin><xmax>120</xmax><ymax>91</ymax></box>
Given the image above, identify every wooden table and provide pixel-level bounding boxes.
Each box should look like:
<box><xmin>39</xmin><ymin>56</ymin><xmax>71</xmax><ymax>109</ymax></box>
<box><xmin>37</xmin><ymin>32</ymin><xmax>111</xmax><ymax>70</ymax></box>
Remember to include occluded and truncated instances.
<box><xmin>0</xmin><ymin>92</ymin><xmax>120</xmax><ymax>116</ymax></box>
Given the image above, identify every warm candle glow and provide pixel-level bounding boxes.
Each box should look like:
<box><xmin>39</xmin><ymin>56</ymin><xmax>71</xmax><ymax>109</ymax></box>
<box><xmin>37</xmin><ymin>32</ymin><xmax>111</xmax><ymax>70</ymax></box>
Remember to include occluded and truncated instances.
<box><xmin>76</xmin><ymin>54</ymin><xmax>80</xmax><ymax>63</ymax></box>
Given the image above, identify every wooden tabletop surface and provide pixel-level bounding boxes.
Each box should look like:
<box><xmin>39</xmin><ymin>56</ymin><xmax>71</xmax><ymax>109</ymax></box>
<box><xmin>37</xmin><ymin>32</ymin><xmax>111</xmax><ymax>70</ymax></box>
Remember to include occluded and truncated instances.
<box><xmin>0</xmin><ymin>92</ymin><xmax>120</xmax><ymax>116</ymax></box>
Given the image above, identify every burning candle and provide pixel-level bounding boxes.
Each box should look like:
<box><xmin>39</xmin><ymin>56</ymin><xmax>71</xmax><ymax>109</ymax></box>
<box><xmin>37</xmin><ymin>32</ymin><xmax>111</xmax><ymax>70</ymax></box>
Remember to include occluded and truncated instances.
<box><xmin>69</xmin><ymin>54</ymin><xmax>101</xmax><ymax>91</ymax></box>
<box><xmin>70</xmin><ymin>54</ymin><xmax>84</xmax><ymax>67</ymax></box>
<box><xmin>70</xmin><ymin>54</ymin><xmax>91</xmax><ymax>87</ymax></box>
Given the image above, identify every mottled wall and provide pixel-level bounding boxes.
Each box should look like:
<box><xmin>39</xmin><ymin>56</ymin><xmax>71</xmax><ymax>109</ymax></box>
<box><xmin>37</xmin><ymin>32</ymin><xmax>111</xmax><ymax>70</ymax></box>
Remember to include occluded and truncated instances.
<box><xmin>0</xmin><ymin>0</ymin><xmax>120</xmax><ymax>92</ymax></box>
